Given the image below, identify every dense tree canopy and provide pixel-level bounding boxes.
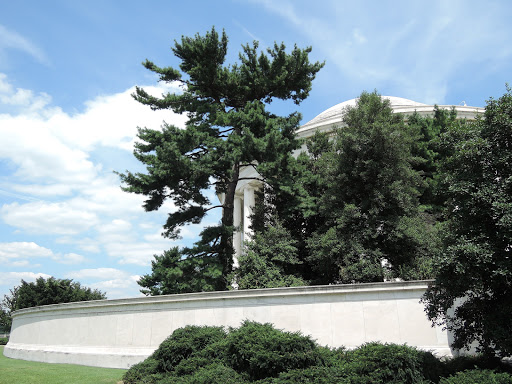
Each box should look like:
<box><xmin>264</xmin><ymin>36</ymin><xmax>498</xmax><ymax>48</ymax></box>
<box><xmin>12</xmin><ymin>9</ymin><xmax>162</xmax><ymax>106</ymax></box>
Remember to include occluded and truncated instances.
<box><xmin>239</xmin><ymin>91</ymin><xmax>439</xmax><ymax>288</ymax></box>
<box><xmin>120</xmin><ymin>27</ymin><xmax>323</xmax><ymax>294</ymax></box>
<box><xmin>0</xmin><ymin>277</ymin><xmax>106</xmax><ymax>332</ymax></box>
<box><xmin>423</xmin><ymin>87</ymin><xmax>512</xmax><ymax>357</ymax></box>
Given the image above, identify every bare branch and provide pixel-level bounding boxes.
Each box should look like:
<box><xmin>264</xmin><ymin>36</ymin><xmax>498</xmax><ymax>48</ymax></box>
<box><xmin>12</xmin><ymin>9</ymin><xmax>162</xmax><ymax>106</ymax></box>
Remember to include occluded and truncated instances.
<box><xmin>204</xmin><ymin>205</ymin><xmax>223</xmax><ymax>212</ymax></box>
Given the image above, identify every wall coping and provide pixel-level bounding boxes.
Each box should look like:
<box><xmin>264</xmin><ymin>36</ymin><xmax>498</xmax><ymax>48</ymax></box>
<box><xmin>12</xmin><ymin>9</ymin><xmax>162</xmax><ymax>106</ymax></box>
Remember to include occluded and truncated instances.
<box><xmin>12</xmin><ymin>280</ymin><xmax>432</xmax><ymax>317</ymax></box>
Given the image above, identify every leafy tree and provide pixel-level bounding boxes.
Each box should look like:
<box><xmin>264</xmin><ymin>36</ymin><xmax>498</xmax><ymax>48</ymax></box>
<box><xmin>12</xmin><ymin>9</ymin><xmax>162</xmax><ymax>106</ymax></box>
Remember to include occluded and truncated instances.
<box><xmin>234</xmin><ymin>220</ymin><xmax>307</xmax><ymax>289</ymax></box>
<box><xmin>407</xmin><ymin>106</ymin><xmax>459</xmax><ymax>213</ymax></box>
<box><xmin>240</xmin><ymin>92</ymin><xmax>441</xmax><ymax>286</ymax></box>
<box><xmin>423</xmin><ymin>87</ymin><xmax>512</xmax><ymax>357</ymax></box>
<box><xmin>306</xmin><ymin>91</ymin><xmax>431</xmax><ymax>283</ymax></box>
<box><xmin>243</xmin><ymin>130</ymin><xmax>335</xmax><ymax>286</ymax></box>
<box><xmin>0</xmin><ymin>286</ymin><xmax>18</xmax><ymax>333</ymax></box>
<box><xmin>138</xmin><ymin>247</ymin><xmax>223</xmax><ymax>295</ymax></box>
<box><xmin>119</xmin><ymin>27</ymin><xmax>324</xmax><ymax>293</ymax></box>
<box><xmin>0</xmin><ymin>277</ymin><xmax>106</xmax><ymax>332</ymax></box>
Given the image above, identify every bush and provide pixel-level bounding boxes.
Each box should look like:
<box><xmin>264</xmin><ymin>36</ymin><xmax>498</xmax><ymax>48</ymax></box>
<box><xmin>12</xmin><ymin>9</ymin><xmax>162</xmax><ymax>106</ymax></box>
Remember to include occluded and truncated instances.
<box><xmin>151</xmin><ymin>325</ymin><xmax>226</xmax><ymax>373</ymax></box>
<box><xmin>0</xmin><ymin>337</ymin><xmax>8</xmax><ymax>345</ymax></box>
<box><xmin>126</xmin><ymin>323</ymin><xmax>512</xmax><ymax>384</ymax></box>
<box><xmin>261</xmin><ymin>366</ymin><xmax>350</xmax><ymax>383</ymax></box>
<box><xmin>123</xmin><ymin>325</ymin><xmax>226</xmax><ymax>384</ymax></box>
<box><xmin>440</xmin><ymin>369</ymin><xmax>512</xmax><ymax>384</ymax></box>
<box><xmin>442</xmin><ymin>355</ymin><xmax>512</xmax><ymax>377</ymax></box>
<box><xmin>158</xmin><ymin>363</ymin><xmax>248</xmax><ymax>384</ymax></box>
<box><xmin>123</xmin><ymin>358</ymin><xmax>160</xmax><ymax>384</ymax></box>
<box><xmin>341</xmin><ymin>342</ymin><xmax>443</xmax><ymax>384</ymax></box>
<box><xmin>224</xmin><ymin>320</ymin><xmax>324</xmax><ymax>380</ymax></box>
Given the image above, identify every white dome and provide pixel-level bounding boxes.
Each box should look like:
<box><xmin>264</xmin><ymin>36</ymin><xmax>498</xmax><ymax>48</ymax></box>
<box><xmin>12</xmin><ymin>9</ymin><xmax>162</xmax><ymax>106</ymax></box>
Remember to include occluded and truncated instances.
<box><xmin>301</xmin><ymin>96</ymin><xmax>426</xmax><ymax>129</ymax></box>
<box><xmin>297</xmin><ymin>96</ymin><xmax>483</xmax><ymax>139</ymax></box>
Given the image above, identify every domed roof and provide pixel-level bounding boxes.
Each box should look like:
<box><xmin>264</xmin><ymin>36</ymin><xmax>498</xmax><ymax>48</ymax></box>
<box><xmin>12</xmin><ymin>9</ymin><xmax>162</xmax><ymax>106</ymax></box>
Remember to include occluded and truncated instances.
<box><xmin>296</xmin><ymin>96</ymin><xmax>484</xmax><ymax>140</ymax></box>
<box><xmin>301</xmin><ymin>96</ymin><xmax>427</xmax><ymax>129</ymax></box>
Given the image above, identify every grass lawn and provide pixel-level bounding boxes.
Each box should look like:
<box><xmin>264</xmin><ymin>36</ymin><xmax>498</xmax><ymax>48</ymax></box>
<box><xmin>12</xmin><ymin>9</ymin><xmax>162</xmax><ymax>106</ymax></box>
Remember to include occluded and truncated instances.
<box><xmin>0</xmin><ymin>346</ymin><xmax>126</xmax><ymax>384</ymax></box>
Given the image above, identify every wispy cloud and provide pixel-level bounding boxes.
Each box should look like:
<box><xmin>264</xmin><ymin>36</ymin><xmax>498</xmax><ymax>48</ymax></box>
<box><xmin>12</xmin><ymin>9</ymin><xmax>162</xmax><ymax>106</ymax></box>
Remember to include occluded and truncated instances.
<box><xmin>0</xmin><ymin>24</ymin><xmax>50</xmax><ymax>66</ymax></box>
<box><xmin>252</xmin><ymin>0</ymin><xmax>512</xmax><ymax>104</ymax></box>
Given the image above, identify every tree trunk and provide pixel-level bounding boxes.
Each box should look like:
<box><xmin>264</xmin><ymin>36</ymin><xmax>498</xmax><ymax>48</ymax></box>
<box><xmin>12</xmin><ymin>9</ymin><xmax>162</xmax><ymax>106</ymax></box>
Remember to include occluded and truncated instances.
<box><xmin>219</xmin><ymin>162</ymin><xmax>240</xmax><ymax>288</ymax></box>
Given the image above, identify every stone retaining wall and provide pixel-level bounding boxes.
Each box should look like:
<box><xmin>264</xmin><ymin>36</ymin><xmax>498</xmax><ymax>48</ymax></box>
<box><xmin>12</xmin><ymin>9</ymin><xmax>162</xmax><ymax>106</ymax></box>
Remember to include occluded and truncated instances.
<box><xmin>4</xmin><ymin>280</ymin><xmax>452</xmax><ymax>369</ymax></box>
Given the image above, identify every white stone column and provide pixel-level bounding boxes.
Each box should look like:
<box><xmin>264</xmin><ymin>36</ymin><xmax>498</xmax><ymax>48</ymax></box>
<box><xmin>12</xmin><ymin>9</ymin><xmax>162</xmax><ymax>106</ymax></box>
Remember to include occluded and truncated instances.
<box><xmin>233</xmin><ymin>194</ymin><xmax>242</xmax><ymax>267</ymax></box>
<box><xmin>243</xmin><ymin>185</ymin><xmax>256</xmax><ymax>243</ymax></box>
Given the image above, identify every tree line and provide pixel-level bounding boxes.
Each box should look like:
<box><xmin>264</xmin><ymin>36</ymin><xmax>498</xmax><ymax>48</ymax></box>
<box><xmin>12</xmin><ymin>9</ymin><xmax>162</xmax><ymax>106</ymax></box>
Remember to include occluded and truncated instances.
<box><xmin>0</xmin><ymin>277</ymin><xmax>106</xmax><ymax>331</ymax></box>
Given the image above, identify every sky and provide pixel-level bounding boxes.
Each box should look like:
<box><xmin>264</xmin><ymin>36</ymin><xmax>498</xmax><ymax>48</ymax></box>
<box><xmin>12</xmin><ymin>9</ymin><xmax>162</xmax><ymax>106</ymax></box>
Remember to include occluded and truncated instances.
<box><xmin>0</xmin><ymin>0</ymin><xmax>511</xmax><ymax>300</ymax></box>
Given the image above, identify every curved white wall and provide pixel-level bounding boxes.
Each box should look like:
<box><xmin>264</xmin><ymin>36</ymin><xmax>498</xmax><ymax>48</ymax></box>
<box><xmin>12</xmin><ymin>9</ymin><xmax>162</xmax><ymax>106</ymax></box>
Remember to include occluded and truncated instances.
<box><xmin>4</xmin><ymin>281</ymin><xmax>453</xmax><ymax>369</ymax></box>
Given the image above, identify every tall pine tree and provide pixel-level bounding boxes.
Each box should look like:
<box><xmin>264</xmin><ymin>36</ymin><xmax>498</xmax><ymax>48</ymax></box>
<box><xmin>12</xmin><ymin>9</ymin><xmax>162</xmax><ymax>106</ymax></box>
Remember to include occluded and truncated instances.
<box><xmin>119</xmin><ymin>28</ymin><xmax>323</xmax><ymax>293</ymax></box>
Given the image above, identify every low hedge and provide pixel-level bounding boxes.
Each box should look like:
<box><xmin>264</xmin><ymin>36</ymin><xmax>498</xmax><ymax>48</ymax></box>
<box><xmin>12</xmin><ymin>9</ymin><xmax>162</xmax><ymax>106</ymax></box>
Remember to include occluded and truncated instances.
<box><xmin>0</xmin><ymin>337</ymin><xmax>8</xmax><ymax>345</ymax></box>
<box><xmin>123</xmin><ymin>322</ymin><xmax>512</xmax><ymax>384</ymax></box>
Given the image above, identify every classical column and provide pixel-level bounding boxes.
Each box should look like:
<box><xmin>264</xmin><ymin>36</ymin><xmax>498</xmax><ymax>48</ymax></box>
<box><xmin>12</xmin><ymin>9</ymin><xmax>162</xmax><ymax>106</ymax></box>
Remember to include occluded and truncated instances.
<box><xmin>243</xmin><ymin>185</ymin><xmax>256</xmax><ymax>243</ymax></box>
<box><xmin>233</xmin><ymin>194</ymin><xmax>242</xmax><ymax>267</ymax></box>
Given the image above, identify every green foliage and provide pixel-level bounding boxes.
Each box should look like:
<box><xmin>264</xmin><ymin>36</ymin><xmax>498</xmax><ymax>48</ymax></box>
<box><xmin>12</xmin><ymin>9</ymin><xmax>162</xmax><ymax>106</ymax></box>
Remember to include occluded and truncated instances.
<box><xmin>440</xmin><ymin>370</ymin><xmax>512</xmax><ymax>384</ymax></box>
<box><xmin>235</xmin><ymin>221</ymin><xmax>307</xmax><ymax>289</ymax></box>
<box><xmin>0</xmin><ymin>277</ymin><xmax>105</xmax><ymax>332</ymax></box>
<box><xmin>442</xmin><ymin>355</ymin><xmax>512</xmax><ymax>377</ymax></box>
<box><xmin>119</xmin><ymin>27</ymin><xmax>323</xmax><ymax>294</ymax></box>
<box><xmin>305</xmin><ymin>91</ymin><xmax>432</xmax><ymax>283</ymax></box>
<box><xmin>242</xmin><ymin>92</ymin><xmax>442</xmax><ymax>286</ymax></box>
<box><xmin>340</xmin><ymin>342</ymin><xmax>443</xmax><ymax>384</ymax></box>
<box><xmin>261</xmin><ymin>366</ymin><xmax>350</xmax><ymax>384</ymax></box>
<box><xmin>224</xmin><ymin>321</ymin><xmax>323</xmax><ymax>381</ymax></box>
<box><xmin>423</xmin><ymin>87</ymin><xmax>512</xmax><ymax>357</ymax></box>
<box><xmin>122</xmin><ymin>358</ymin><xmax>160</xmax><ymax>384</ymax></box>
<box><xmin>0</xmin><ymin>286</ymin><xmax>17</xmax><ymax>332</ymax></box>
<box><xmin>407</xmin><ymin>106</ymin><xmax>459</xmax><ymax>211</ymax></box>
<box><xmin>138</xmin><ymin>247</ymin><xmax>223</xmax><ymax>295</ymax></box>
<box><xmin>0</xmin><ymin>337</ymin><xmax>8</xmax><ymax>345</ymax></box>
<box><xmin>163</xmin><ymin>363</ymin><xmax>247</xmax><ymax>384</ymax></box>
<box><xmin>123</xmin><ymin>322</ymin><xmax>512</xmax><ymax>384</ymax></box>
<box><xmin>14</xmin><ymin>277</ymin><xmax>106</xmax><ymax>310</ymax></box>
<box><xmin>151</xmin><ymin>325</ymin><xmax>226</xmax><ymax>373</ymax></box>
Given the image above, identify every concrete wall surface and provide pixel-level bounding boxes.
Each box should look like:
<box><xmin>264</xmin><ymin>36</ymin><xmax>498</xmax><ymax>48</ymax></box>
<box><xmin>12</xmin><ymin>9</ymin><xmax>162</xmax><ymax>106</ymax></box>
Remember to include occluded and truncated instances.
<box><xmin>4</xmin><ymin>280</ymin><xmax>452</xmax><ymax>369</ymax></box>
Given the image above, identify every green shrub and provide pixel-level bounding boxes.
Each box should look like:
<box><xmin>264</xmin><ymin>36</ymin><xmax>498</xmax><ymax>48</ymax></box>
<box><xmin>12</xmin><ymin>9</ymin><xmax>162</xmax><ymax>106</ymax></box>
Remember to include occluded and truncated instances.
<box><xmin>443</xmin><ymin>355</ymin><xmax>512</xmax><ymax>377</ymax></box>
<box><xmin>122</xmin><ymin>358</ymin><xmax>161</xmax><ymax>384</ymax></box>
<box><xmin>156</xmin><ymin>363</ymin><xmax>248</xmax><ymax>384</ymax></box>
<box><xmin>440</xmin><ymin>369</ymin><xmax>512</xmax><ymax>384</ymax></box>
<box><xmin>261</xmin><ymin>366</ymin><xmax>350</xmax><ymax>383</ymax></box>
<box><xmin>224</xmin><ymin>320</ymin><xmax>324</xmax><ymax>380</ymax></box>
<box><xmin>0</xmin><ymin>337</ymin><xmax>8</xmax><ymax>345</ymax></box>
<box><xmin>123</xmin><ymin>325</ymin><xmax>227</xmax><ymax>383</ymax></box>
<box><xmin>151</xmin><ymin>325</ymin><xmax>226</xmax><ymax>373</ymax></box>
<box><xmin>342</xmin><ymin>342</ymin><xmax>442</xmax><ymax>384</ymax></box>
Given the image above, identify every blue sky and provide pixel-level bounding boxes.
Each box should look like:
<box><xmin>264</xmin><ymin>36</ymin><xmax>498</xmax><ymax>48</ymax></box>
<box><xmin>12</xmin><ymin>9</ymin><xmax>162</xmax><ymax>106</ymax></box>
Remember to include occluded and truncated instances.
<box><xmin>1</xmin><ymin>0</ymin><xmax>511</xmax><ymax>300</ymax></box>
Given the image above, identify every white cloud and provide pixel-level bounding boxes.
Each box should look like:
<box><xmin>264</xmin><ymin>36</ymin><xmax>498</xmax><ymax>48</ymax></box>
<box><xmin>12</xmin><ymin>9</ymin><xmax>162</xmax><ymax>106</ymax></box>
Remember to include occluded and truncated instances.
<box><xmin>0</xmin><ymin>72</ymin><xmax>213</xmax><ymax>298</ymax></box>
<box><xmin>89</xmin><ymin>275</ymin><xmax>142</xmax><ymax>299</ymax></box>
<box><xmin>0</xmin><ymin>241</ymin><xmax>87</xmax><ymax>266</ymax></box>
<box><xmin>66</xmin><ymin>267</ymin><xmax>130</xmax><ymax>280</ymax></box>
<box><xmin>0</xmin><ymin>271</ymin><xmax>53</xmax><ymax>288</ymax></box>
<box><xmin>0</xmin><ymin>24</ymin><xmax>49</xmax><ymax>65</ymax></box>
<box><xmin>253</xmin><ymin>0</ymin><xmax>512</xmax><ymax>104</ymax></box>
<box><xmin>104</xmin><ymin>241</ymin><xmax>174</xmax><ymax>266</ymax></box>
<box><xmin>65</xmin><ymin>268</ymin><xmax>142</xmax><ymax>299</ymax></box>
<box><xmin>56</xmin><ymin>237</ymin><xmax>101</xmax><ymax>254</ymax></box>
<box><xmin>1</xmin><ymin>201</ymin><xmax>99</xmax><ymax>235</ymax></box>
<box><xmin>0</xmin><ymin>242</ymin><xmax>53</xmax><ymax>264</ymax></box>
<box><xmin>53</xmin><ymin>253</ymin><xmax>88</xmax><ymax>265</ymax></box>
